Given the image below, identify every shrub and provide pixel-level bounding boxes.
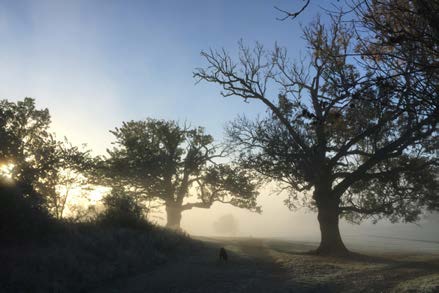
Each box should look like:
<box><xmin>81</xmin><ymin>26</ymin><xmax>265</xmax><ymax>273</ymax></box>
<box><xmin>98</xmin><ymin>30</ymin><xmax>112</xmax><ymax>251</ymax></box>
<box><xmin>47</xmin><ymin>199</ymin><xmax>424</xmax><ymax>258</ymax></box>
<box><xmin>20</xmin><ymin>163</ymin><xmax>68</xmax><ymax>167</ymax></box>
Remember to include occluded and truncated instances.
<box><xmin>0</xmin><ymin>182</ymin><xmax>54</xmax><ymax>243</ymax></box>
<box><xmin>97</xmin><ymin>187</ymin><xmax>148</xmax><ymax>229</ymax></box>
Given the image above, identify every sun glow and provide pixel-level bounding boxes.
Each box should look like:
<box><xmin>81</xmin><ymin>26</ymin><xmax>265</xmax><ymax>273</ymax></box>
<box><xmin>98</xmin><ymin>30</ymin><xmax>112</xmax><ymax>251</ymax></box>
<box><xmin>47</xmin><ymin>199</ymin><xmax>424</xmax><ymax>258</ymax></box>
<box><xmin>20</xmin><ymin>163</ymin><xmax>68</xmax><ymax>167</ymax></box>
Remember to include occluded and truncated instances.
<box><xmin>0</xmin><ymin>163</ymin><xmax>14</xmax><ymax>180</ymax></box>
<box><xmin>61</xmin><ymin>185</ymin><xmax>111</xmax><ymax>217</ymax></box>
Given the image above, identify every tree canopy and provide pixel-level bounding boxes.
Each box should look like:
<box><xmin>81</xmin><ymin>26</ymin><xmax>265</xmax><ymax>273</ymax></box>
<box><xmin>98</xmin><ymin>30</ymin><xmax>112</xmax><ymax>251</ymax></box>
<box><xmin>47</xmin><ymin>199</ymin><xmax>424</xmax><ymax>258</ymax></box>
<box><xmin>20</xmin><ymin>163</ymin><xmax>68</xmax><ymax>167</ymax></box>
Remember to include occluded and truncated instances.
<box><xmin>0</xmin><ymin>98</ymin><xmax>90</xmax><ymax>218</ymax></box>
<box><xmin>97</xmin><ymin>119</ymin><xmax>260</xmax><ymax>228</ymax></box>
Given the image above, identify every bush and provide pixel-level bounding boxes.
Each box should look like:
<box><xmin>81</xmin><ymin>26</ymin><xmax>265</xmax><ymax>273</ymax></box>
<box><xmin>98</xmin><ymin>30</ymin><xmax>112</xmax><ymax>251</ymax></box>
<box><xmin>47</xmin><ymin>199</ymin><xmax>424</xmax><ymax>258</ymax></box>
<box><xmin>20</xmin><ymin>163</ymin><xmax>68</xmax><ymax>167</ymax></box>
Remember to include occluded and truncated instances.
<box><xmin>97</xmin><ymin>188</ymin><xmax>148</xmax><ymax>229</ymax></box>
<box><xmin>0</xmin><ymin>183</ymin><xmax>54</xmax><ymax>243</ymax></box>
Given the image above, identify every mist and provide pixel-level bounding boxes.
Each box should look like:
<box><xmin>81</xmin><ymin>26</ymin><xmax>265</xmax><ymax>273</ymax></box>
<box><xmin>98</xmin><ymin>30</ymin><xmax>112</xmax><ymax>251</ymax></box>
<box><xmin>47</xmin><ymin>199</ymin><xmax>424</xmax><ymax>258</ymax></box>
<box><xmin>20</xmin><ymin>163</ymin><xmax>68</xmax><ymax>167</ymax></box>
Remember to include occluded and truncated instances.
<box><xmin>153</xmin><ymin>188</ymin><xmax>439</xmax><ymax>250</ymax></box>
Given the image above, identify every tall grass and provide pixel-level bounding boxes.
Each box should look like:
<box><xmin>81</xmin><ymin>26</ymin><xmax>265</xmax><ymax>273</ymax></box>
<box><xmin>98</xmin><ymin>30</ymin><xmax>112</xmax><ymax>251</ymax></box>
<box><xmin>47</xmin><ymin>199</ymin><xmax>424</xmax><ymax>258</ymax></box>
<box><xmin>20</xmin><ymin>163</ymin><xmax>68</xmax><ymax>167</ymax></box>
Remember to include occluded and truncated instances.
<box><xmin>0</xmin><ymin>186</ymin><xmax>200</xmax><ymax>292</ymax></box>
<box><xmin>0</xmin><ymin>221</ymin><xmax>199</xmax><ymax>292</ymax></box>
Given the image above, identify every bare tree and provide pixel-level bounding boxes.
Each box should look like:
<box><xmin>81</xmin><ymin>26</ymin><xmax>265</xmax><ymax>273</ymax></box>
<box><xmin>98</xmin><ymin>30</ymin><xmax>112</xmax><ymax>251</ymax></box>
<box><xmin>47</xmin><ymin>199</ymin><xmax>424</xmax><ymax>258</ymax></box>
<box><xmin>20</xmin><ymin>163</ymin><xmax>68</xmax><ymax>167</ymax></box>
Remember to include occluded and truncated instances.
<box><xmin>195</xmin><ymin>14</ymin><xmax>438</xmax><ymax>254</ymax></box>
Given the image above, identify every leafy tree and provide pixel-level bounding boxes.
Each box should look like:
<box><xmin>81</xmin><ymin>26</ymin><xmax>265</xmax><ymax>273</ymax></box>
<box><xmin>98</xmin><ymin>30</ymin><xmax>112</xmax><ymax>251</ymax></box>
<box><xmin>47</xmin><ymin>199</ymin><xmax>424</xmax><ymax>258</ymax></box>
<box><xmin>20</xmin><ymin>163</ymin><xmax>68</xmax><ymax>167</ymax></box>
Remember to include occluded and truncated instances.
<box><xmin>0</xmin><ymin>98</ymin><xmax>75</xmax><ymax>240</ymax></box>
<box><xmin>97</xmin><ymin>119</ymin><xmax>260</xmax><ymax>229</ymax></box>
<box><xmin>195</xmin><ymin>14</ymin><xmax>438</xmax><ymax>254</ymax></box>
<box><xmin>0</xmin><ymin>98</ymin><xmax>53</xmax><ymax>208</ymax></box>
<box><xmin>0</xmin><ymin>98</ymin><xmax>90</xmax><ymax>217</ymax></box>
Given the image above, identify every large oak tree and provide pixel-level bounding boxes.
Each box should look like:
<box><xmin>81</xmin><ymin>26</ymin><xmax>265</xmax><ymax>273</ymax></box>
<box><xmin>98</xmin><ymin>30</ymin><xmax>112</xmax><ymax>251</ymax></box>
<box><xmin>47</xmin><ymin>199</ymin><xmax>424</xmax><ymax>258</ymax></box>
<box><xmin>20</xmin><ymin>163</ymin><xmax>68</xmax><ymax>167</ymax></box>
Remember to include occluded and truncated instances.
<box><xmin>195</xmin><ymin>12</ymin><xmax>438</xmax><ymax>254</ymax></box>
<box><xmin>98</xmin><ymin>119</ymin><xmax>260</xmax><ymax>229</ymax></box>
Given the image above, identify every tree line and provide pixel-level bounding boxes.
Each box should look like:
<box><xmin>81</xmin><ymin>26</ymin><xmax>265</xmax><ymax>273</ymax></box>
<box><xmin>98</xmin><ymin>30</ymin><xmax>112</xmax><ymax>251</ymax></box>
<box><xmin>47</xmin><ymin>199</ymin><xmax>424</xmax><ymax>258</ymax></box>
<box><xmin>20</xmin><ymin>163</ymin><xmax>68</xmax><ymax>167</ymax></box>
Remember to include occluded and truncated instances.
<box><xmin>0</xmin><ymin>100</ymin><xmax>260</xmax><ymax>230</ymax></box>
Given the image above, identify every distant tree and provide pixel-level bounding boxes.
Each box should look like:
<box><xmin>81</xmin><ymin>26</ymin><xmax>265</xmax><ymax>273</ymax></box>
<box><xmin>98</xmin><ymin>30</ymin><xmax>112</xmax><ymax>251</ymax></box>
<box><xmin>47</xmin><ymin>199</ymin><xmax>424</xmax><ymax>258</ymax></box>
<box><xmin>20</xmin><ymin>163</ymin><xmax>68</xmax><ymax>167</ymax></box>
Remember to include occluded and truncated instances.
<box><xmin>97</xmin><ymin>119</ymin><xmax>260</xmax><ymax>229</ymax></box>
<box><xmin>195</xmin><ymin>14</ymin><xmax>438</xmax><ymax>254</ymax></box>
<box><xmin>213</xmin><ymin>214</ymin><xmax>239</xmax><ymax>236</ymax></box>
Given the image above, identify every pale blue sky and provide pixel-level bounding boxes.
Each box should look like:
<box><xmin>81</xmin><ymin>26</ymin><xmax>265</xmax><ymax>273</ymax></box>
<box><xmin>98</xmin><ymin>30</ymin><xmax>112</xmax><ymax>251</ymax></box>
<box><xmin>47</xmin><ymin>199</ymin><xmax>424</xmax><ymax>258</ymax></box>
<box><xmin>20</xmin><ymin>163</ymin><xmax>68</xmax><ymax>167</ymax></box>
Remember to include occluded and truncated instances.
<box><xmin>0</xmin><ymin>0</ymin><xmax>327</xmax><ymax>153</ymax></box>
<box><xmin>1</xmin><ymin>0</ymin><xmax>437</xmax><ymax>244</ymax></box>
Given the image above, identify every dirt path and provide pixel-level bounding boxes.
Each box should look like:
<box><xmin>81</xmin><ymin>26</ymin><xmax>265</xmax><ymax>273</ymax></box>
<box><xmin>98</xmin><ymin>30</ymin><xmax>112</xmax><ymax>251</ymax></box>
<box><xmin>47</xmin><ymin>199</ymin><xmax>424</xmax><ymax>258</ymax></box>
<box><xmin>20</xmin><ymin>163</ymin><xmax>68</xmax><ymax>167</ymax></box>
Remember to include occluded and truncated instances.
<box><xmin>91</xmin><ymin>237</ymin><xmax>293</xmax><ymax>293</ymax></box>
<box><xmin>91</xmin><ymin>237</ymin><xmax>439</xmax><ymax>293</ymax></box>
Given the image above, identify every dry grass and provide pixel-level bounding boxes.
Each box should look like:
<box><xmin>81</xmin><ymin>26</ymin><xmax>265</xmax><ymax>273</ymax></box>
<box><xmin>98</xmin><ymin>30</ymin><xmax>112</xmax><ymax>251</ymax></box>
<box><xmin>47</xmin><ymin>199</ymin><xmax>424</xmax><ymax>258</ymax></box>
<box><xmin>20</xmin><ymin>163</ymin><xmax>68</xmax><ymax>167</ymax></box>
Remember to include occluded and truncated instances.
<box><xmin>266</xmin><ymin>239</ymin><xmax>439</xmax><ymax>292</ymax></box>
<box><xmin>0</xmin><ymin>223</ymin><xmax>200</xmax><ymax>292</ymax></box>
<box><xmin>2</xmin><ymin>234</ymin><xmax>438</xmax><ymax>292</ymax></box>
<box><xmin>391</xmin><ymin>273</ymin><xmax>439</xmax><ymax>293</ymax></box>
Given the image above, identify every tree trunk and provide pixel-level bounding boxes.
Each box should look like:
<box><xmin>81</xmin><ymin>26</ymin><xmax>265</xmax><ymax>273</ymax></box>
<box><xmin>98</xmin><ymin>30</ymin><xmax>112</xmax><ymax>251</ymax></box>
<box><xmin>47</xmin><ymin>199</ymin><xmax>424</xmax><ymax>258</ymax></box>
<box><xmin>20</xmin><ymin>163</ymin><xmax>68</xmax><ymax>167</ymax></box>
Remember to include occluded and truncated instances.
<box><xmin>315</xmin><ymin>201</ymin><xmax>349</xmax><ymax>255</ymax></box>
<box><xmin>165</xmin><ymin>203</ymin><xmax>183</xmax><ymax>229</ymax></box>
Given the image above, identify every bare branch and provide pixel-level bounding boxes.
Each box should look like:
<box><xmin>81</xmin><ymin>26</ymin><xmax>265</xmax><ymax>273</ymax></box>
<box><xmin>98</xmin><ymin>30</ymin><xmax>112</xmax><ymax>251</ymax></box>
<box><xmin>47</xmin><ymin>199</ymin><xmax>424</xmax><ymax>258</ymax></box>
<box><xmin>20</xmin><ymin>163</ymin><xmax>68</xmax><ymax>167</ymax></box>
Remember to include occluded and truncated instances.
<box><xmin>274</xmin><ymin>0</ymin><xmax>311</xmax><ymax>21</ymax></box>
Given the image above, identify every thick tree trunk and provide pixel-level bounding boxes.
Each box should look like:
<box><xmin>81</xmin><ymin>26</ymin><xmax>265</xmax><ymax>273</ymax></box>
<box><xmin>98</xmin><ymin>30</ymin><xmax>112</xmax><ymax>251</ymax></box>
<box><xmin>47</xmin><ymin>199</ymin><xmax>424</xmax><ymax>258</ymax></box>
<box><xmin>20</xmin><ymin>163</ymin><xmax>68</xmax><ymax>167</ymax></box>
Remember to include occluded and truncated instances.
<box><xmin>315</xmin><ymin>202</ymin><xmax>348</xmax><ymax>255</ymax></box>
<box><xmin>165</xmin><ymin>203</ymin><xmax>183</xmax><ymax>229</ymax></box>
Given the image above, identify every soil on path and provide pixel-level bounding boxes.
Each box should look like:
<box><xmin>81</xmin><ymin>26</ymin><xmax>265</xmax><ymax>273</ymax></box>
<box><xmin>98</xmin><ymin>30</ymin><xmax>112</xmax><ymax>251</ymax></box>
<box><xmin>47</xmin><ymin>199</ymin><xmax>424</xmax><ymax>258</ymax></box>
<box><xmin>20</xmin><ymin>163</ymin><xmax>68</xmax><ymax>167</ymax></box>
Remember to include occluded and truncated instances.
<box><xmin>91</xmin><ymin>237</ymin><xmax>294</xmax><ymax>293</ymax></box>
<box><xmin>91</xmin><ymin>237</ymin><xmax>439</xmax><ymax>293</ymax></box>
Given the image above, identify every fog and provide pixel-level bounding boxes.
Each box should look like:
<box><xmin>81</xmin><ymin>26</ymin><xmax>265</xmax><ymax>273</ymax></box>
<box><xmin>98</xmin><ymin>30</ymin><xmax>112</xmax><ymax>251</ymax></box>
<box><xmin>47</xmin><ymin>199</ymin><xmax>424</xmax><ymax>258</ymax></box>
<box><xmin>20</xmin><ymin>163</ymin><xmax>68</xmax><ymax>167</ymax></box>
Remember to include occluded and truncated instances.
<box><xmin>149</xmin><ymin>188</ymin><xmax>439</xmax><ymax>252</ymax></box>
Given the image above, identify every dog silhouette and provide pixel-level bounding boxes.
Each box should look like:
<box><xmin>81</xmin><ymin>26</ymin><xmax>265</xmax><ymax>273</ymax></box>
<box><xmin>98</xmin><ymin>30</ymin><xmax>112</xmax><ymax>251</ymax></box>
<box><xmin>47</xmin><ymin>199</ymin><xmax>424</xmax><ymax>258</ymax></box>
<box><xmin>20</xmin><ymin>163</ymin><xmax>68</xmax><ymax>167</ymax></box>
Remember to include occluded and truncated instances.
<box><xmin>219</xmin><ymin>247</ymin><xmax>228</xmax><ymax>262</ymax></box>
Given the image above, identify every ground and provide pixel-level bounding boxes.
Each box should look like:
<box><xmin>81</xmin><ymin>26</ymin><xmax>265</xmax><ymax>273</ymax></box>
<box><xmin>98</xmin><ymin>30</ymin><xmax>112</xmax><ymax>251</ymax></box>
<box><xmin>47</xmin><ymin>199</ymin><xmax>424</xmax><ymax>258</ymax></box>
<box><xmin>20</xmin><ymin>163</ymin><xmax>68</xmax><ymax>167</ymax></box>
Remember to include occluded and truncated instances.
<box><xmin>92</xmin><ymin>237</ymin><xmax>439</xmax><ymax>293</ymax></box>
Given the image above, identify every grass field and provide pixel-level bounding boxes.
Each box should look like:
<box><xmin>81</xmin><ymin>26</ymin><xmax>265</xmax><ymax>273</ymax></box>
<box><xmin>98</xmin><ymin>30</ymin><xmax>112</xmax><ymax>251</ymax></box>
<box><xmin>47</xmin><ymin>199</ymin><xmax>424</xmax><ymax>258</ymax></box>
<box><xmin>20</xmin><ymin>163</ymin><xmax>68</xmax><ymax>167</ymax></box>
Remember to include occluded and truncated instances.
<box><xmin>2</xmin><ymin>231</ymin><xmax>438</xmax><ymax>292</ymax></box>
<box><xmin>91</xmin><ymin>236</ymin><xmax>439</xmax><ymax>292</ymax></box>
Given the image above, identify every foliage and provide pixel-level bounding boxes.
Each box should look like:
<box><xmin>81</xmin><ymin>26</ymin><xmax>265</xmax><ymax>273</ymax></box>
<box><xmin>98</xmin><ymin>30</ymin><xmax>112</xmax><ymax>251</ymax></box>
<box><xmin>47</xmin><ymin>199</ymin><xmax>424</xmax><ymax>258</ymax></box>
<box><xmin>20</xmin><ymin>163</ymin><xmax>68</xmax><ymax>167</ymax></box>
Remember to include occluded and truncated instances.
<box><xmin>96</xmin><ymin>119</ymin><xmax>260</xmax><ymax>227</ymax></box>
<box><xmin>97</xmin><ymin>187</ymin><xmax>147</xmax><ymax>229</ymax></box>
<box><xmin>0</xmin><ymin>98</ymin><xmax>91</xmax><ymax>218</ymax></box>
<box><xmin>0</xmin><ymin>98</ymin><xmax>53</xmax><ymax>207</ymax></box>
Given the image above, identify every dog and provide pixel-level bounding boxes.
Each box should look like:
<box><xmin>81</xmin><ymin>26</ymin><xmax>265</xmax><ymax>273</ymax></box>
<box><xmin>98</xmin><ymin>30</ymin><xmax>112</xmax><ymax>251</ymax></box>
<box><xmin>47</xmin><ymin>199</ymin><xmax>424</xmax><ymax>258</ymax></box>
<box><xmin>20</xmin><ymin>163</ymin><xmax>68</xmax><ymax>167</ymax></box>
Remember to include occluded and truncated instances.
<box><xmin>219</xmin><ymin>247</ymin><xmax>228</xmax><ymax>262</ymax></box>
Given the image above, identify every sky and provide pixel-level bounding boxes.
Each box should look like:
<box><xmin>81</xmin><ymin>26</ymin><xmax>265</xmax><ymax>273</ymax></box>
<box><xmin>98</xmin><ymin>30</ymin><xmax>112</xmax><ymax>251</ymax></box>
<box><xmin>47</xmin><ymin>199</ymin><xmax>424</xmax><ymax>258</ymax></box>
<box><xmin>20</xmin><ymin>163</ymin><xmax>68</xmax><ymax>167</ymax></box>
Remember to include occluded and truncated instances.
<box><xmin>0</xmin><ymin>0</ymin><xmax>437</xmax><ymax>247</ymax></box>
<box><xmin>0</xmin><ymin>0</ymin><xmax>312</xmax><ymax>154</ymax></box>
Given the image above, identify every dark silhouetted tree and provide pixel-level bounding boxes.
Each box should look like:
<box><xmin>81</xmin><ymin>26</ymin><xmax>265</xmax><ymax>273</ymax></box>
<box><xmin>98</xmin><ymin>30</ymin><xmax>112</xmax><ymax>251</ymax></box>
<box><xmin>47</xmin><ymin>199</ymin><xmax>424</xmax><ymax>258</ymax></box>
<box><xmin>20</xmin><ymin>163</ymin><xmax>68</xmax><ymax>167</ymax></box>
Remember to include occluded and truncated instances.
<box><xmin>195</xmin><ymin>14</ymin><xmax>438</xmax><ymax>254</ymax></box>
<box><xmin>0</xmin><ymin>98</ymin><xmax>91</xmax><ymax>218</ymax></box>
<box><xmin>97</xmin><ymin>119</ymin><xmax>260</xmax><ymax>229</ymax></box>
<box><xmin>0</xmin><ymin>98</ymin><xmax>52</xmax><ymax>207</ymax></box>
